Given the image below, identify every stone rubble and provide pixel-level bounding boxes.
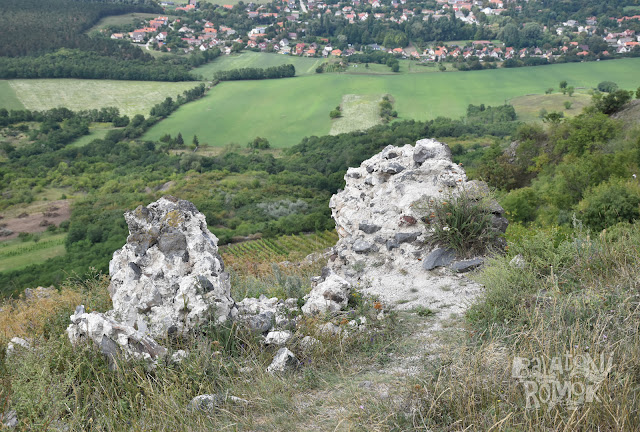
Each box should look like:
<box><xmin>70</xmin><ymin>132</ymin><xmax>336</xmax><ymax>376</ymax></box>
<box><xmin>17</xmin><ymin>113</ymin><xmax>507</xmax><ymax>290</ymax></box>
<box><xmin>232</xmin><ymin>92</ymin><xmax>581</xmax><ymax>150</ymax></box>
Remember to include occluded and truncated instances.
<box><xmin>188</xmin><ymin>394</ymin><xmax>249</xmax><ymax>412</ymax></box>
<box><xmin>264</xmin><ymin>330</ymin><xmax>292</xmax><ymax>346</ymax></box>
<box><xmin>67</xmin><ymin>305</ymin><xmax>167</xmax><ymax>365</ymax></box>
<box><xmin>301</xmin><ymin>269</ymin><xmax>351</xmax><ymax>316</ymax></box>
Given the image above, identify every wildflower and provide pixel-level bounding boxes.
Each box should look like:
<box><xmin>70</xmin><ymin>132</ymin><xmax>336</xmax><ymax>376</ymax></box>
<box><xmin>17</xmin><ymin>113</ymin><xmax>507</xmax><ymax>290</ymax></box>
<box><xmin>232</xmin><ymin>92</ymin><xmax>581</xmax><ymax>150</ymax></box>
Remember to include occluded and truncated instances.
<box><xmin>360</xmin><ymin>405</ymin><xmax>365</xmax><ymax>410</ymax></box>
<box><xmin>442</xmin><ymin>226</ymin><xmax>450</xmax><ymax>231</ymax></box>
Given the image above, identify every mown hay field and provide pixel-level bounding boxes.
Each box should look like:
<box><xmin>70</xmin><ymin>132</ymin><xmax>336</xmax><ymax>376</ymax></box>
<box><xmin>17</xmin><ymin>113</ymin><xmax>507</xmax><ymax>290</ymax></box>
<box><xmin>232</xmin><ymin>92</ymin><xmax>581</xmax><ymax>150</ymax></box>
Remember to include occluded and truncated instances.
<box><xmin>3</xmin><ymin>79</ymin><xmax>201</xmax><ymax>116</ymax></box>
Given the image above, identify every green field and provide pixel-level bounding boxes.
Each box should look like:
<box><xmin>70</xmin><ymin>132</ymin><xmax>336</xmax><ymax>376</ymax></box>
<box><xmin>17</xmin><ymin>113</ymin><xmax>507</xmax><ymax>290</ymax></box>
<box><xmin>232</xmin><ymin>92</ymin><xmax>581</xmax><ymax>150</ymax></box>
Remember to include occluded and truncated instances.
<box><xmin>330</xmin><ymin>94</ymin><xmax>384</xmax><ymax>135</ymax></box>
<box><xmin>510</xmin><ymin>92</ymin><xmax>592</xmax><ymax>123</ymax></box>
<box><xmin>144</xmin><ymin>58</ymin><xmax>640</xmax><ymax>148</ymax></box>
<box><xmin>4</xmin><ymin>80</ymin><xmax>201</xmax><ymax>116</ymax></box>
<box><xmin>0</xmin><ymin>81</ymin><xmax>25</xmax><ymax>110</ymax></box>
<box><xmin>68</xmin><ymin>123</ymin><xmax>116</xmax><ymax>148</ymax></box>
<box><xmin>194</xmin><ymin>52</ymin><xmax>444</xmax><ymax>78</ymax></box>
<box><xmin>194</xmin><ymin>52</ymin><xmax>326</xmax><ymax>78</ymax></box>
<box><xmin>0</xmin><ymin>234</ymin><xmax>66</xmax><ymax>273</ymax></box>
<box><xmin>87</xmin><ymin>12</ymin><xmax>175</xmax><ymax>33</ymax></box>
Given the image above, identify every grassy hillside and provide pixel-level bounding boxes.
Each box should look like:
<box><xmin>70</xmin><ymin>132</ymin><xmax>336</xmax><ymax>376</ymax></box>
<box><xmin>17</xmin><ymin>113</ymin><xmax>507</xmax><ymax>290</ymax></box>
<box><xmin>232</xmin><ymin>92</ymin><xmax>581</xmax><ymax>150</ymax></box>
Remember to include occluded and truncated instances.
<box><xmin>144</xmin><ymin>58</ymin><xmax>640</xmax><ymax>148</ymax></box>
<box><xmin>0</xmin><ymin>81</ymin><xmax>24</xmax><ymax>110</ymax></box>
<box><xmin>4</xmin><ymin>79</ymin><xmax>200</xmax><ymax>116</ymax></box>
<box><xmin>510</xmin><ymin>92</ymin><xmax>592</xmax><ymax>123</ymax></box>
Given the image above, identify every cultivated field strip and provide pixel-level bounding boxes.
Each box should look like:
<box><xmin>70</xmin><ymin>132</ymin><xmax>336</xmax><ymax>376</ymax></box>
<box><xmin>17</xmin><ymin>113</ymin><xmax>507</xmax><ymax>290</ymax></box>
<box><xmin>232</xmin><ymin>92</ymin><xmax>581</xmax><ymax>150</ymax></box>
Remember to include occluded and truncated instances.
<box><xmin>220</xmin><ymin>230</ymin><xmax>337</xmax><ymax>262</ymax></box>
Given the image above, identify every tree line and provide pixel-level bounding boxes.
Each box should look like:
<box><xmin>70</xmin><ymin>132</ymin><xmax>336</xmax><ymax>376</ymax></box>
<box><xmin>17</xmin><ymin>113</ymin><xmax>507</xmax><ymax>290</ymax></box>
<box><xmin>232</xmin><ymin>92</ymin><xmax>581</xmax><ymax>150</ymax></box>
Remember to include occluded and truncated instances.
<box><xmin>215</xmin><ymin>64</ymin><xmax>296</xmax><ymax>81</ymax></box>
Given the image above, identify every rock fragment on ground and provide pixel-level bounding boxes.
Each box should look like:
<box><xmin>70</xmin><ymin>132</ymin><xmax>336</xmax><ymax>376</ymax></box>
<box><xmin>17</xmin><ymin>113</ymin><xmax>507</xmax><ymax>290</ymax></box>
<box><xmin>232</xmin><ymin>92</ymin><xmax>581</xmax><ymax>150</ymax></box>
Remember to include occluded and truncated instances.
<box><xmin>266</xmin><ymin>348</ymin><xmax>300</xmax><ymax>373</ymax></box>
<box><xmin>301</xmin><ymin>270</ymin><xmax>351</xmax><ymax>315</ymax></box>
<box><xmin>6</xmin><ymin>337</ymin><xmax>31</xmax><ymax>356</ymax></box>
<box><xmin>264</xmin><ymin>330</ymin><xmax>292</xmax><ymax>346</ymax></box>
<box><xmin>422</xmin><ymin>248</ymin><xmax>456</xmax><ymax>270</ymax></box>
<box><xmin>67</xmin><ymin>306</ymin><xmax>167</xmax><ymax>365</ymax></box>
<box><xmin>189</xmin><ymin>394</ymin><xmax>249</xmax><ymax>412</ymax></box>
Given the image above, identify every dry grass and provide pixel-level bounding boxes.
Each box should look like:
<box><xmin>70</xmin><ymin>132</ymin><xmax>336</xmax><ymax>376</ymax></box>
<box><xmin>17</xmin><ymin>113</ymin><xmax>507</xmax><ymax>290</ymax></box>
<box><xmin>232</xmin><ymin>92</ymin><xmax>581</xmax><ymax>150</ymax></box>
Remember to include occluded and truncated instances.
<box><xmin>0</xmin><ymin>272</ymin><xmax>111</xmax><ymax>343</ymax></box>
<box><xmin>404</xmin><ymin>222</ymin><xmax>640</xmax><ymax>430</ymax></box>
<box><xmin>3</xmin><ymin>223</ymin><xmax>640</xmax><ymax>430</ymax></box>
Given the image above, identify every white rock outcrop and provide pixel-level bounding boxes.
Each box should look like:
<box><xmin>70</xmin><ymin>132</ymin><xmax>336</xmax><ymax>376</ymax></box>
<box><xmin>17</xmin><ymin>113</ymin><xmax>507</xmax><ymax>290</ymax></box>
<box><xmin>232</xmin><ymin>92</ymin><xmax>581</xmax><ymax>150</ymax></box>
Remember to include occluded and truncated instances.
<box><xmin>107</xmin><ymin>196</ymin><xmax>235</xmax><ymax>337</ymax></box>
<box><xmin>319</xmin><ymin>139</ymin><xmax>507</xmax><ymax>313</ymax></box>
<box><xmin>67</xmin><ymin>196</ymin><xmax>236</xmax><ymax>364</ymax></box>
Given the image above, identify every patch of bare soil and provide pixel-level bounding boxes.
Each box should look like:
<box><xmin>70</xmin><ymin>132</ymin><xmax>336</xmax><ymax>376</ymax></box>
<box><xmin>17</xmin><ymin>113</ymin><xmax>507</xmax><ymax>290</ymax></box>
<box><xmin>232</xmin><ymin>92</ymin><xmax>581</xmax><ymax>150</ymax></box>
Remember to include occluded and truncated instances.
<box><xmin>0</xmin><ymin>200</ymin><xmax>70</xmax><ymax>241</ymax></box>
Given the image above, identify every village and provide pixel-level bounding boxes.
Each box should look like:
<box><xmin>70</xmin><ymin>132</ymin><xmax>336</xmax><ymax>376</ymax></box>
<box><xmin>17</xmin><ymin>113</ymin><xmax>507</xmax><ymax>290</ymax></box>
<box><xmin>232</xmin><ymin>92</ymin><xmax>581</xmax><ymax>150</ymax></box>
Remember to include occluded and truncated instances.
<box><xmin>110</xmin><ymin>0</ymin><xmax>640</xmax><ymax>64</ymax></box>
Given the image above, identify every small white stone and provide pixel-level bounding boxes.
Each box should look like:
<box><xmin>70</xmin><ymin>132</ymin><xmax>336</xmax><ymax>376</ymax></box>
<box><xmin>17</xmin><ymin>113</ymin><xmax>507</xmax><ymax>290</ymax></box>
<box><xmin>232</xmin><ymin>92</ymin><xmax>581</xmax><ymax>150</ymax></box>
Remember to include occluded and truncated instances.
<box><xmin>264</xmin><ymin>330</ymin><xmax>292</xmax><ymax>346</ymax></box>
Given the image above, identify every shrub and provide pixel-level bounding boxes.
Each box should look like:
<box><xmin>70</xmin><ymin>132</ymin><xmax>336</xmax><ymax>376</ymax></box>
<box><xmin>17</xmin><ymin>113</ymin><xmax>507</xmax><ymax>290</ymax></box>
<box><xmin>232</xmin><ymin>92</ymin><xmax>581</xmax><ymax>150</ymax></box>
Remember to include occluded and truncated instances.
<box><xmin>597</xmin><ymin>80</ymin><xmax>618</xmax><ymax>93</ymax></box>
<box><xmin>501</xmin><ymin>187</ymin><xmax>538</xmax><ymax>223</ymax></box>
<box><xmin>578</xmin><ymin>179</ymin><xmax>640</xmax><ymax>231</ymax></box>
<box><xmin>593</xmin><ymin>89</ymin><xmax>633</xmax><ymax>114</ymax></box>
<box><xmin>421</xmin><ymin>191</ymin><xmax>501</xmax><ymax>256</ymax></box>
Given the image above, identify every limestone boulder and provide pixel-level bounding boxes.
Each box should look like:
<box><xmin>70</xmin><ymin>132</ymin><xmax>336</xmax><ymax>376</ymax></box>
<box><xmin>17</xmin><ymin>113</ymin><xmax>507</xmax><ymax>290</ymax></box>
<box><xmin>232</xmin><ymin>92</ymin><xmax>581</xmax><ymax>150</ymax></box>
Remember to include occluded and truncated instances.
<box><xmin>301</xmin><ymin>270</ymin><xmax>351</xmax><ymax>315</ymax></box>
<box><xmin>107</xmin><ymin>196</ymin><xmax>235</xmax><ymax>338</ymax></box>
<box><xmin>67</xmin><ymin>306</ymin><xmax>167</xmax><ymax>365</ymax></box>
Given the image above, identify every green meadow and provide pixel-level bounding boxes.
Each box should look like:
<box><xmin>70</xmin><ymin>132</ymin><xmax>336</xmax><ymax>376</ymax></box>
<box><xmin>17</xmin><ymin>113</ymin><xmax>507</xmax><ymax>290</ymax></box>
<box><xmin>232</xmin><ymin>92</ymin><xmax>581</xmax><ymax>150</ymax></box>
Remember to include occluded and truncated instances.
<box><xmin>86</xmin><ymin>12</ymin><xmax>175</xmax><ymax>33</ymax></box>
<box><xmin>510</xmin><ymin>92</ymin><xmax>592</xmax><ymax>123</ymax></box>
<box><xmin>330</xmin><ymin>94</ymin><xmax>385</xmax><ymax>135</ymax></box>
<box><xmin>0</xmin><ymin>234</ymin><xmax>66</xmax><ymax>273</ymax></box>
<box><xmin>3</xmin><ymin>79</ymin><xmax>201</xmax><ymax>116</ymax></box>
<box><xmin>194</xmin><ymin>51</ymin><xmax>326</xmax><ymax>78</ymax></box>
<box><xmin>144</xmin><ymin>58</ymin><xmax>640</xmax><ymax>148</ymax></box>
<box><xmin>194</xmin><ymin>52</ymin><xmax>440</xmax><ymax>78</ymax></box>
<box><xmin>68</xmin><ymin>123</ymin><xmax>117</xmax><ymax>148</ymax></box>
<box><xmin>0</xmin><ymin>81</ymin><xmax>25</xmax><ymax>110</ymax></box>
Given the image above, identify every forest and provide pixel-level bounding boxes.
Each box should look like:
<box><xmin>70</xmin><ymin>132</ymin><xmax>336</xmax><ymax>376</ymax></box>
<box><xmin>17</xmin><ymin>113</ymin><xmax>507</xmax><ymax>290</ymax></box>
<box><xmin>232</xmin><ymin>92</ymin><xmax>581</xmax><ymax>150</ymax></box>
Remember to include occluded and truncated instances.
<box><xmin>0</xmin><ymin>0</ymin><xmax>217</xmax><ymax>81</ymax></box>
